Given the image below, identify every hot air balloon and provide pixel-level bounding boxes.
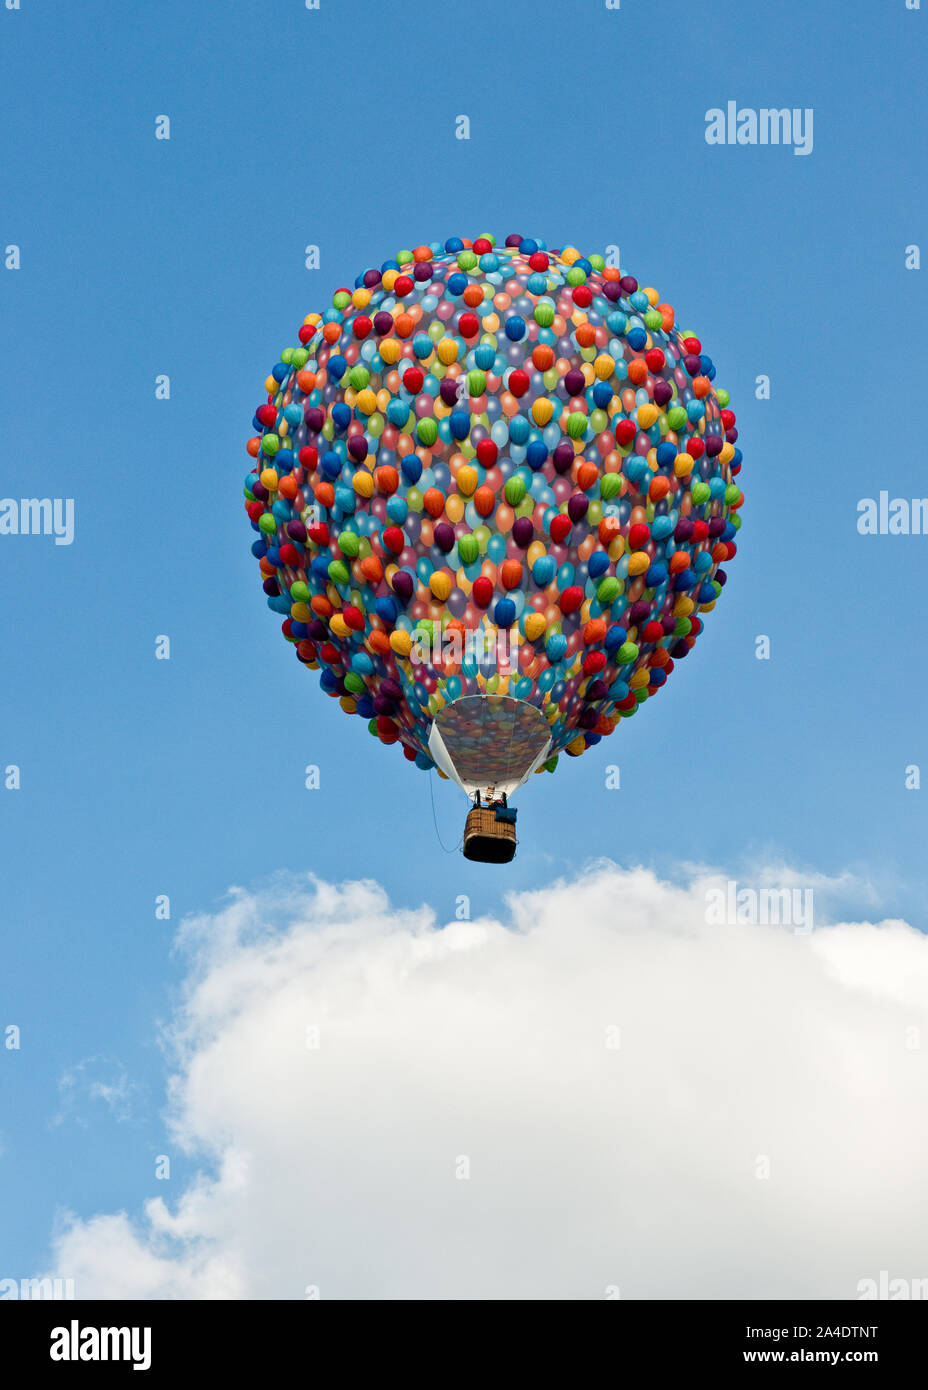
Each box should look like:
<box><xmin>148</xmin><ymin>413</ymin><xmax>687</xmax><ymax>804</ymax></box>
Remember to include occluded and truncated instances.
<box><xmin>243</xmin><ymin>235</ymin><xmax>743</xmax><ymax>861</ymax></box>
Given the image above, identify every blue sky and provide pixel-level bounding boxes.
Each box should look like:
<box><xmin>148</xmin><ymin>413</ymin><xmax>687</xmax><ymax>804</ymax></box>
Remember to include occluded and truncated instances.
<box><xmin>1</xmin><ymin>0</ymin><xmax>926</xmax><ymax>1282</ymax></box>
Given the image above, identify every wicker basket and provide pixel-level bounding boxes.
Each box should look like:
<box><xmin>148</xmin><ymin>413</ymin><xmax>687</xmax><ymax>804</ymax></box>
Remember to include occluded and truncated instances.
<box><xmin>462</xmin><ymin>806</ymin><xmax>517</xmax><ymax>863</ymax></box>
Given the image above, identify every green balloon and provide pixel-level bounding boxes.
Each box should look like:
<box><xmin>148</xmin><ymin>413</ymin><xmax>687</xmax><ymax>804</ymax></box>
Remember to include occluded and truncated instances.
<box><xmin>416</xmin><ymin>418</ymin><xmax>438</xmax><ymax>447</ymax></box>
<box><xmin>457</xmin><ymin>534</ymin><xmax>479</xmax><ymax>565</ymax></box>
<box><xmin>261</xmin><ymin>433</ymin><xmax>279</xmax><ymax>456</ymax></box>
<box><xmin>691</xmin><ymin>482</ymin><xmax>711</xmax><ymax>505</ymax></box>
<box><xmin>504</xmin><ymin>476</ymin><xmax>526</xmax><ymax>506</ymax></box>
<box><xmin>534</xmin><ymin>302</ymin><xmax>555</xmax><ymax>328</ymax></box>
<box><xmin>467</xmin><ymin>369</ymin><xmax>487</xmax><ymax>396</ymax></box>
<box><xmin>617</xmin><ymin>641</ymin><xmax>639</xmax><ymax>665</ymax></box>
<box><xmin>258</xmin><ymin>512</ymin><xmax>276</xmax><ymax>535</ymax></box>
<box><xmin>567</xmin><ymin>412</ymin><xmax>587</xmax><ymax>440</ymax></box>
<box><xmin>666</xmin><ymin>406</ymin><xmax>687</xmax><ymax>430</ymax></box>
<box><xmin>337</xmin><ymin>531</ymin><xmax>360</xmax><ymax>558</ymax></box>
<box><xmin>597</xmin><ymin>577</ymin><xmax>621</xmax><ymax>605</ymax></box>
<box><xmin>327</xmin><ymin>560</ymin><xmax>350</xmax><ymax>585</ymax></box>
<box><xmin>600</xmin><ymin>474</ymin><xmax>622</xmax><ymax>501</ymax></box>
<box><xmin>290</xmin><ymin>581</ymin><xmax>310</xmax><ymax>603</ymax></box>
<box><xmin>344</xmin><ymin>672</ymin><xmax>366</xmax><ymax>695</ymax></box>
<box><xmin>348</xmin><ymin>365</ymin><xmax>369</xmax><ymax>389</ymax></box>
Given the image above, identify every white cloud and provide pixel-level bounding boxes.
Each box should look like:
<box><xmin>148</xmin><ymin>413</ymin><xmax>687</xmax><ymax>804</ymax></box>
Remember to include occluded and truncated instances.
<box><xmin>52</xmin><ymin>1057</ymin><xmax>143</xmax><ymax>1128</ymax></box>
<box><xmin>44</xmin><ymin>866</ymin><xmax>928</xmax><ymax>1299</ymax></box>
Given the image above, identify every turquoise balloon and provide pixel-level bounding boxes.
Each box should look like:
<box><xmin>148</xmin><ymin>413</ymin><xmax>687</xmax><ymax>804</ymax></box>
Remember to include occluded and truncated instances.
<box><xmin>487</xmin><ymin>533</ymin><xmax>507</xmax><ymax>563</ymax></box>
<box><xmin>532</xmin><ymin>555</ymin><xmax>556</xmax><ymax>586</ymax></box>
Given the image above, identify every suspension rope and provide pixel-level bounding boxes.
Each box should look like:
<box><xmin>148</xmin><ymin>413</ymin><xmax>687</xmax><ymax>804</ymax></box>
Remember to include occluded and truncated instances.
<box><xmin>429</xmin><ymin>771</ymin><xmax>463</xmax><ymax>854</ymax></box>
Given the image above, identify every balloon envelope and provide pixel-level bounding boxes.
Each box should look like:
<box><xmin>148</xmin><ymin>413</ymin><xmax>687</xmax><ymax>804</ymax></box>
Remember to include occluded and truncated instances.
<box><xmin>243</xmin><ymin>235</ymin><xmax>744</xmax><ymax>797</ymax></box>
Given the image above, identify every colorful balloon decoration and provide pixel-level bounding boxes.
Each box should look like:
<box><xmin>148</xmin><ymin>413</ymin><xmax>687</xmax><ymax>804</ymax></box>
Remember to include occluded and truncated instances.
<box><xmin>243</xmin><ymin>234</ymin><xmax>743</xmax><ymax>820</ymax></box>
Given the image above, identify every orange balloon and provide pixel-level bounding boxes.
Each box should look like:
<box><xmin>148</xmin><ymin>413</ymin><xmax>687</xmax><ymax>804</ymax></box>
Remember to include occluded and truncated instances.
<box><xmin>474</xmin><ymin>485</ymin><xmax>496</xmax><ymax>517</ymax></box>
<box><xmin>576</xmin><ymin>461</ymin><xmax>599</xmax><ymax>491</ymax></box>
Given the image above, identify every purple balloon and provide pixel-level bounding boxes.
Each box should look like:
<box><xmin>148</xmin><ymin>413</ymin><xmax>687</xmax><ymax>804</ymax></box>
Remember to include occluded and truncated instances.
<box><xmin>392</xmin><ymin>570</ymin><xmax>414</xmax><ymax>602</ymax></box>
<box><xmin>512</xmin><ymin>517</ymin><xmax>534</xmax><ymax>548</ymax></box>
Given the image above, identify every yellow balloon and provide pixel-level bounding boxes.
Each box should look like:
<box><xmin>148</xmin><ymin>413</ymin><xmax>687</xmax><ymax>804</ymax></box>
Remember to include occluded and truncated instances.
<box><xmin>674</xmin><ymin>453</ymin><xmax>693</xmax><ymax>478</ymax></box>
<box><xmin>629</xmin><ymin>669</ymin><xmax>650</xmax><ymax>690</ymax></box>
<box><xmin>430</xmin><ymin>571</ymin><xmax>452</xmax><ymax>601</ymax></box>
<box><xmin>627</xmin><ymin>551</ymin><xmax>650</xmax><ymax>577</ymax></box>
<box><xmin>523</xmin><ymin>612</ymin><xmax>546</xmax><ymax>641</ymax></box>
<box><xmin>329</xmin><ymin>614</ymin><xmax>350</xmax><ymax>639</ymax></box>
<box><xmin>353</xmin><ymin>471</ymin><xmax>374</xmax><ymax>497</ymax></box>
<box><xmin>673</xmin><ymin>595</ymin><xmax>695</xmax><ymax>617</ymax></box>
<box><xmin>637</xmin><ymin>403</ymin><xmax>659</xmax><ymax>429</ymax></box>
<box><xmin>290</xmin><ymin>602</ymin><xmax>312</xmax><ymax>623</ymax></box>
<box><xmin>351</xmin><ymin>287</ymin><xmax>372</xmax><ymax>309</ymax></box>
<box><xmin>437</xmin><ymin>337</ymin><xmax>458</xmax><ymax>365</ymax></box>
<box><xmin>379</xmin><ymin>338</ymin><xmax>401</xmax><ymax>364</ymax></box>
<box><xmin>356</xmin><ymin>388</ymin><xmax>377</xmax><ymax>415</ymax></box>
<box><xmin>594</xmin><ymin>353</ymin><xmax>615</xmax><ymax>380</ymax></box>
<box><xmin>457</xmin><ymin>464</ymin><xmax>478</xmax><ymax>496</ymax></box>
<box><xmin>532</xmin><ymin>397</ymin><xmax>554</xmax><ymax>427</ymax></box>
<box><xmin>445</xmin><ymin>494</ymin><xmax>465</xmax><ymax>524</ymax></box>
<box><xmin>339</xmin><ymin>695</ymin><xmax>357</xmax><ymax>714</ymax></box>
<box><xmin>390</xmin><ymin>630</ymin><xmax>413</xmax><ymax>657</ymax></box>
<box><xmin>259</xmin><ymin>468</ymin><xmax>278</xmax><ymax>492</ymax></box>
